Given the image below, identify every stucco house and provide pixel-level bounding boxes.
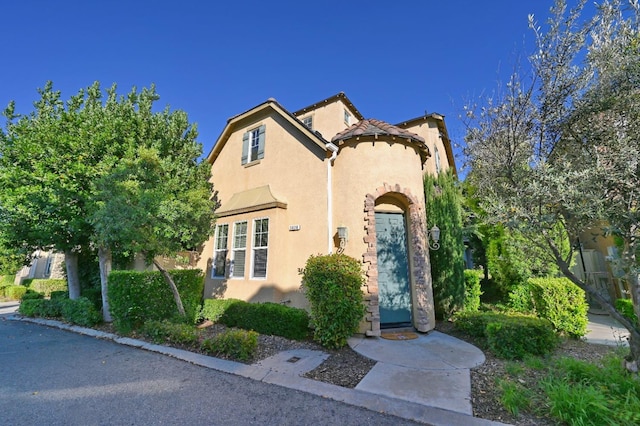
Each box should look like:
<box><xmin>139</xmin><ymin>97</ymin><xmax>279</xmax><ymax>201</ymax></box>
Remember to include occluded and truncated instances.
<box><xmin>195</xmin><ymin>93</ymin><xmax>456</xmax><ymax>336</ymax></box>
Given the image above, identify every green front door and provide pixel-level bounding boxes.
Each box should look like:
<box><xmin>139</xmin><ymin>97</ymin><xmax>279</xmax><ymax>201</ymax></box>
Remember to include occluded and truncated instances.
<box><xmin>375</xmin><ymin>212</ymin><xmax>412</xmax><ymax>327</ymax></box>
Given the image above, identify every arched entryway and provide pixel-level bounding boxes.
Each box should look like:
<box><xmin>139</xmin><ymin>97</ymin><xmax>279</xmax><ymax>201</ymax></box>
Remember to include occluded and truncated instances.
<box><xmin>362</xmin><ymin>183</ymin><xmax>435</xmax><ymax>336</ymax></box>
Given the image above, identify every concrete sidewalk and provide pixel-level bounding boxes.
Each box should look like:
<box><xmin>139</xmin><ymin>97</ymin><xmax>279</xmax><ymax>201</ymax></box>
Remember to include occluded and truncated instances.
<box><xmin>585</xmin><ymin>311</ymin><xmax>630</xmax><ymax>346</ymax></box>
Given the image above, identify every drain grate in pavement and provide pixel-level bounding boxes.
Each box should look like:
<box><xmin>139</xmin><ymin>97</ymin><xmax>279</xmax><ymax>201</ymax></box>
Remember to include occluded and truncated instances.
<box><xmin>286</xmin><ymin>356</ymin><xmax>301</xmax><ymax>363</ymax></box>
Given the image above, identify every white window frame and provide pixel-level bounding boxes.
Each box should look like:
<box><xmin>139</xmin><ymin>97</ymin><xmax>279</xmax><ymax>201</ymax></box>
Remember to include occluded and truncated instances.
<box><xmin>249</xmin><ymin>128</ymin><xmax>260</xmax><ymax>162</ymax></box>
<box><xmin>230</xmin><ymin>221</ymin><xmax>248</xmax><ymax>279</ymax></box>
<box><xmin>302</xmin><ymin>116</ymin><xmax>313</xmax><ymax>130</ymax></box>
<box><xmin>344</xmin><ymin>110</ymin><xmax>351</xmax><ymax>126</ymax></box>
<box><xmin>250</xmin><ymin>217</ymin><xmax>269</xmax><ymax>279</ymax></box>
<box><xmin>434</xmin><ymin>146</ymin><xmax>442</xmax><ymax>173</ymax></box>
<box><xmin>211</xmin><ymin>224</ymin><xmax>229</xmax><ymax>278</ymax></box>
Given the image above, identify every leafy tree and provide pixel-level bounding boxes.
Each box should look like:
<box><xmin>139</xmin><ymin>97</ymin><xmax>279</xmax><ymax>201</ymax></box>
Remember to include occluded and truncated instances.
<box><xmin>424</xmin><ymin>170</ymin><xmax>465</xmax><ymax>318</ymax></box>
<box><xmin>463</xmin><ymin>0</ymin><xmax>640</xmax><ymax>368</ymax></box>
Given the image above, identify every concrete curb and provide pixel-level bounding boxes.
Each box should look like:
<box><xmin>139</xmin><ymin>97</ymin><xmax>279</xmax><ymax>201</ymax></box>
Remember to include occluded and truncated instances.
<box><xmin>7</xmin><ymin>314</ymin><xmax>508</xmax><ymax>426</ymax></box>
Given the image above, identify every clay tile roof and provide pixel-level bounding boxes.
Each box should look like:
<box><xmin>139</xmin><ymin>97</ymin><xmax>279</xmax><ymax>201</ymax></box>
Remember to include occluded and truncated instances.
<box><xmin>331</xmin><ymin>118</ymin><xmax>425</xmax><ymax>144</ymax></box>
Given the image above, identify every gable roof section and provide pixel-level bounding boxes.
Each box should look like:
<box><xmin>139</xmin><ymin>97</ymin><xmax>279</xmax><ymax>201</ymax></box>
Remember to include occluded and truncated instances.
<box><xmin>207</xmin><ymin>98</ymin><xmax>329</xmax><ymax>164</ymax></box>
<box><xmin>331</xmin><ymin>118</ymin><xmax>430</xmax><ymax>164</ymax></box>
<box><xmin>292</xmin><ymin>92</ymin><xmax>364</xmax><ymax>121</ymax></box>
<box><xmin>396</xmin><ymin>113</ymin><xmax>457</xmax><ymax>176</ymax></box>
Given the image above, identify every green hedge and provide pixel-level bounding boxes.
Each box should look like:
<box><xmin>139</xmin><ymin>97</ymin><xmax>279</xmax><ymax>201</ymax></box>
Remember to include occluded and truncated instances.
<box><xmin>199</xmin><ymin>298</ymin><xmax>244</xmax><ymax>322</ymax></box>
<box><xmin>18</xmin><ymin>297</ymin><xmax>101</xmax><ymax>326</ymax></box>
<box><xmin>616</xmin><ymin>298</ymin><xmax>638</xmax><ymax>326</ymax></box>
<box><xmin>219</xmin><ymin>301</ymin><xmax>310</xmax><ymax>341</ymax></box>
<box><xmin>141</xmin><ymin>319</ymin><xmax>201</xmax><ymax>345</ymax></box>
<box><xmin>108</xmin><ymin>269</ymin><xmax>204</xmax><ymax>333</ymax></box>
<box><xmin>23</xmin><ymin>279</ymin><xmax>67</xmax><ymax>297</ymax></box>
<box><xmin>201</xmin><ymin>329</ymin><xmax>258</xmax><ymax>361</ymax></box>
<box><xmin>2</xmin><ymin>285</ymin><xmax>27</xmax><ymax>300</ymax></box>
<box><xmin>528</xmin><ymin>277</ymin><xmax>588</xmax><ymax>338</ymax></box>
<box><xmin>463</xmin><ymin>269</ymin><xmax>483</xmax><ymax>312</ymax></box>
<box><xmin>454</xmin><ymin>311</ymin><xmax>558</xmax><ymax>359</ymax></box>
<box><xmin>486</xmin><ymin>316</ymin><xmax>558</xmax><ymax>359</ymax></box>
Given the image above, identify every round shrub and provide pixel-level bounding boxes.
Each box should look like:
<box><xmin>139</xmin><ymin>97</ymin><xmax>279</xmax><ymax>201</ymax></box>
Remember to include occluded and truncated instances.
<box><xmin>5</xmin><ymin>285</ymin><xmax>27</xmax><ymax>301</ymax></box>
<box><xmin>21</xmin><ymin>290</ymin><xmax>44</xmax><ymax>301</ymax></box>
<box><xmin>486</xmin><ymin>316</ymin><xmax>558</xmax><ymax>360</ymax></box>
<box><xmin>300</xmin><ymin>253</ymin><xmax>366</xmax><ymax>349</ymax></box>
<box><xmin>463</xmin><ymin>269</ymin><xmax>483</xmax><ymax>312</ymax></box>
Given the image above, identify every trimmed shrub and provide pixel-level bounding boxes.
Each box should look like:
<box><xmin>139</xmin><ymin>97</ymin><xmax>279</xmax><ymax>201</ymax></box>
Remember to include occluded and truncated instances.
<box><xmin>24</xmin><ymin>279</ymin><xmax>67</xmax><ymax>297</ymax></box>
<box><xmin>454</xmin><ymin>310</ymin><xmax>558</xmax><ymax>359</ymax></box>
<box><xmin>108</xmin><ymin>269</ymin><xmax>204</xmax><ymax>333</ymax></box>
<box><xmin>300</xmin><ymin>253</ymin><xmax>366</xmax><ymax>349</ymax></box>
<box><xmin>50</xmin><ymin>290</ymin><xmax>68</xmax><ymax>300</ymax></box>
<box><xmin>486</xmin><ymin>316</ymin><xmax>558</xmax><ymax>360</ymax></box>
<box><xmin>4</xmin><ymin>285</ymin><xmax>27</xmax><ymax>300</ymax></box>
<box><xmin>201</xmin><ymin>329</ymin><xmax>258</xmax><ymax>361</ymax></box>
<box><xmin>21</xmin><ymin>290</ymin><xmax>44</xmax><ymax>301</ymax></box>
<box><xmin>508</xmin><ymin>282</ymin><xmax>535</xmax><ymax>313</ymax></box>
<box><xmin>528</xmin><ymin>277</ymin><xmax>588</xmax><ymax>338</ymax></box>
<box><xmin>463</xmin><ymin>269</ymin><xmax>483</xmax><ymax>312</ymax></box>
<box><xmin>199</xmin><ymin>298</ymin><xmax>244</xmax><ymax>322</ymax></box>
<box><xmin>18</xmin><ymin>299</ymin><xmax>62</xmax><ymax>318</ymax></box>
<box><xmin>141</xmin><ymin>319</ymin><xmax>201</xmax><ymax>345</ymax></box>
<box><xmin>1</xmin><ymin>275</ymin><xmax>15</xmax><ymax>286</ymax></box>
<box><xmin>616</xmin><ymin>298</ymin><xmax>638</xmax><ymax>326</ymax></box>
<box><xmin>219</xmin><ymin>301</ymin><xmax>310</xmax><ymax>341</ymax></box>
<box><xmin>58</xmin><ymin>297</ymin><xmax>102</xmax><ymax>327</ymax></box>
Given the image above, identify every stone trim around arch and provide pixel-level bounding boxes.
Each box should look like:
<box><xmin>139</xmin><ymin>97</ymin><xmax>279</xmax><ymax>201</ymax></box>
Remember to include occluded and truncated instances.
<box><xmin>362</xmin><ymin>183</ymin><xmax>435</xmax><ymax>336</ymax></box>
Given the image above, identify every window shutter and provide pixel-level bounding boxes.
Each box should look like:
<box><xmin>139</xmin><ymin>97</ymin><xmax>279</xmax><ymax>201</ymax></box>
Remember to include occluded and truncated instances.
<box><xmin>257</xmin><ymin>125</ymin><xmax>266</xmax><ymax>160</ymax></box>
<box><xmin>241</xmin><ymin>131</ymin><xmax>249</xmax><ymax>165</ymax></box>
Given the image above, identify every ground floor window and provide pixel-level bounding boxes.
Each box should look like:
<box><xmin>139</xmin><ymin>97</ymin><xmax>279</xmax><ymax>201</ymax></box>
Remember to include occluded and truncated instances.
<box><xmin>212</xmin><ymin>224</ymin><xmax>229</xmax><ymax>278</ymax></box>
<box><xmin>251</xmin><ymin>218</ymin><xmax>269</xmax><ymax>279</ymax></box>
<box><xmin>231</xmin><ymin>221</ymin><xmax>247</xmax><ymax>278</ymax></box>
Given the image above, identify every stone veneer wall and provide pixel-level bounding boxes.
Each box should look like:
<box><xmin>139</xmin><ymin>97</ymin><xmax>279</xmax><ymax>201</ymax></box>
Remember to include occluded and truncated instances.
<box><xmin>362</xmin><ymin>183</ymin><xmax>435</xmax><ymax>336</ymax></box>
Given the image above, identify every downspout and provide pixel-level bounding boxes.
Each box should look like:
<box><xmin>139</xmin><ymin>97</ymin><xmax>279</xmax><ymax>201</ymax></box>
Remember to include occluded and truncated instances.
<box><xmin>326</xmin><ymin>143</ymin><xmax>339</xmax><ymax>254</ymax></box>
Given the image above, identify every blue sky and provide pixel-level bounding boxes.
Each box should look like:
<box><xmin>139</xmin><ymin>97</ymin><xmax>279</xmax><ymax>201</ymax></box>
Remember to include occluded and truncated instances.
<box><xmin>1</xmin><ymin>1</ymin><xmax>575</xmax><ymax>168</ymax></box>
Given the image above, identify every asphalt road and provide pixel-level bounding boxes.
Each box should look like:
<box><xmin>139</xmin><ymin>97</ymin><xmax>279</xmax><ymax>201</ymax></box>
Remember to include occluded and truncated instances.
<box><xmin>0</xmin><ymin>317</ymin><xmax>419</xmax><ymax>426</ymax></box>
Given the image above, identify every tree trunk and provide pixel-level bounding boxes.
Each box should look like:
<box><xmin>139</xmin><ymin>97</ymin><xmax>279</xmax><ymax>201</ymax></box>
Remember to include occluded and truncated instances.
<box><xmin>152</xmin><ymin>258</ymin><xmax>186</xmax><ymax>317</ymax></box>
<box><xmin>547</xmin><ymin>238</ymin><xmax>640</xmax><ymax>370</ymax></box>
<box><xmin>98</xmin><ymin>246</ymin><xmax>113</xmax><ymax>322</ymax></box>
<box><xmin>64</xmin><ymin>250</ymin><xmax>81</xmax><ymax>300</ymax></box>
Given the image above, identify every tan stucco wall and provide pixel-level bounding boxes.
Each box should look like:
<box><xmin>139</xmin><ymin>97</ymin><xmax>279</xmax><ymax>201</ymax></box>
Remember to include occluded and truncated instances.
<box><xmin>295</xmin><ymin>99</ymin><xmax>358</xmax><ymax>141</ymax></box>
<box><xmin>331</xmin><ymin>138</ymin><xmax>427</xmax><ymax>261</ymax></box>
<box><xmin>402</xmin><ymin>119</ymin><xmax>451</xmax><ymax>176</ymax></box>
<box><xmin>199</xmin><ymin>109</ymin><xmax>330</xmax><ymax>308</ymax></box>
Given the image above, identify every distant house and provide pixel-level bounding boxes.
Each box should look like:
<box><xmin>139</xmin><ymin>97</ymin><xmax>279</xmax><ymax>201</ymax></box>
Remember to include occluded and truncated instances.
<box><xmin>195</xmin><ymin>93</ymin><xmax>456</xmax><ymax>336</ymax></box>
<box><xmin>15</xmin><ymin>250</ymin><xmax>65</xmax><ymax>284</ymax></box>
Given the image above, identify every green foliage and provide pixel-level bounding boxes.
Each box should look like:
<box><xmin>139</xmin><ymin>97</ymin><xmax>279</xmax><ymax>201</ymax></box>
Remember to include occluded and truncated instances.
<box><xmin>528</xmin><ymin>278</ymin><xmax>588</xmax><ymax>338</ymax></box>
<box><xmin>108</xmin><ymin>269</ymin><xmax>204</xmax><ymax>333</ymax></box>
<box><xmin>463</xmin><ymin>269</ymin><xmax>483</xmax><ymax>312</ymax></box>
<box><xmin>424</xmin><ymin>170</ymin><xmax>466</xmax><ymax>318</ymax></box>
<box><xmin>201</xmin><ymin>329</ymin><xmax>258</xmax><ymax>361</ymax></box>
<box><xmin>199</xmin><ymin>298</ymin><xmax>244</xmax><ymax>322</ymax></box>
<box><xmin>50</xmin><ymin>290</ymin><xmax>69</xmax><ymax>300</ymax></box>
<box><xmin>20</xmin><ymin>290</ymin><xmax>44</xmax><ymax>301</ymax></box>
<box><xmin>215</xmin><ymin>301</ymin><xmax>310</xmax><ymax>341</ymax></box>
<box><xmin>58</xmin><ymin>297</ymin><xmax>102</xmax><ymax>326</ymax></box>
<box><xmin>454</xmin><ymin>311</ymin><xmax>558</xmax><ymax>359</ymax></box>
<box><xmin>1</xmin><ymin>275</ymin><xmax>15</xmax><ymax>286</ymax></box>
<box><xmin>141</xmin><ymin>319</ymin><xmax>201</xmax><ymax>345</ymax></box>
<box><xmin>507</xmin><ymin>282</ymin><xmax>535</xmax><ymax>313</ymax></box>
<box><xmin>486</xmin><ymin>316</ymin><xmax>558</xmax><ymax>360</ymax></box>
<box><xmin>616</xmin><ymin>298</ymin><xmax>638</xmax><ymax>326</ymax></box>
<box><xmin>498</xmin><ymin>379</ymin><xmax>531</xmax><ymax>416</ymax></box>
<box><xmin>300</xmin><ymin>253</ymin><xmax>366</xmax><ymax>349</ymax></box>
<box><xmin>23</xmin><ymin>279</ymin><xmax>67</xmax><ymax>297</ymax></box>
<box><xmin>3</xmin><ymin>285</ymin><xmax>26</xmax><ymax>300</ymax></box>
<box><xmin>542</xmin><ymin>354</ymin><xmax>640</xmax><ymax>426</ymax></box>
<box><xmin>19</xmin><ymin>299</ymin><xmax>57</xmax><ymax>317</ymax></box>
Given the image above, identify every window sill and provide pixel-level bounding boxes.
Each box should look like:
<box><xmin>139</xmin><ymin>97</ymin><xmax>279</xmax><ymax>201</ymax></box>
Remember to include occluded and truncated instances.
<box><xmin>244</xmin><ymin>160</ymin><xmax>261</xmax><ymax>168</ymax></box>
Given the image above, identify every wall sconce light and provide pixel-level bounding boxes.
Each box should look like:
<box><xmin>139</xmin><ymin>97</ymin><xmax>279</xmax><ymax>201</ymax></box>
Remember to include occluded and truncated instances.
<box><xmin>428</xmin><ymin>224</ymin><xmax>440</xmax><ymax>251</ymax></box>
<box><xmin>337</xmin><ymin>226</ymin><xmax>348</xmax><ymax>253</ymax></box>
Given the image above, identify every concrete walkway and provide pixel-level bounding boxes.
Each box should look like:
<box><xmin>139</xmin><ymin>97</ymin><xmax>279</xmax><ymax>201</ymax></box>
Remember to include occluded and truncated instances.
<box><xmin>585</xmin><ymin>311</ymin><xmax>630</xmax><ymax>346</ymax></box>
<box><xmin>349</xmin><ymin>332</ymin><xmax>485</xmax><ymax>415</ymax></box>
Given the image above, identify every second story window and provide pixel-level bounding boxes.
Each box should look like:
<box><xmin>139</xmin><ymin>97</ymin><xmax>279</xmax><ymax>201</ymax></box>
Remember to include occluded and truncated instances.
<box><xmin>344</xmin><ymin>110</ymin><xmax>351</xmax><ymax>126</ymax></box>
<box><xmin>434</xmin><ymin>146</ymin><xmax>442</xmax><ymax>173</ymax></box>
<box><xmin>241</xmin><ymin>124</ymin><xmax>266</xmax><ymax>165</ymax></box>
<box><xmin>302</xmin><ymin>116</ymin><xmax>313</xmax><ymax>130</ymax></box>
